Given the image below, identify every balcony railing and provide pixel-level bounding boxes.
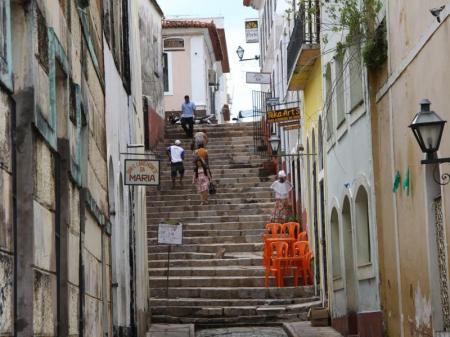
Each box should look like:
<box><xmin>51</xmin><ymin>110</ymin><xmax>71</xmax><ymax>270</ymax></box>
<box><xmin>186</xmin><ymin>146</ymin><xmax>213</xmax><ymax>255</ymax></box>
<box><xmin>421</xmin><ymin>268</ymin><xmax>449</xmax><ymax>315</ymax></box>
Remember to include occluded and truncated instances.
<box><xmin>287</xmin><ymin>1</ymin><xmax>321</xmax><ymax>78</ymax></box>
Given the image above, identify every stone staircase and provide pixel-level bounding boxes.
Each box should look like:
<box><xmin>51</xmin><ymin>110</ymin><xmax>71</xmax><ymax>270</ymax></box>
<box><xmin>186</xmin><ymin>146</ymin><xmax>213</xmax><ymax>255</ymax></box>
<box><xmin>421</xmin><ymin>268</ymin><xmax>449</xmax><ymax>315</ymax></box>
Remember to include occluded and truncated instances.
<box><xmin>146</xmin><ymin>123</ymin><xmax>320</xmax><ymax>327</ymax></box>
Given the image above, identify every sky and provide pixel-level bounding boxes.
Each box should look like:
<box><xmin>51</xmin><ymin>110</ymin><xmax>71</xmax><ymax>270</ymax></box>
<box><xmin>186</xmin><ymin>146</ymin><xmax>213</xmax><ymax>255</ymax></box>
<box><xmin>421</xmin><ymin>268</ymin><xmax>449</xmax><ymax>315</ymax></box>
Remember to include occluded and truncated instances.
<box><xmin>158</xmin><ymin>0</ymin><xmax>262</xmax><ymax>116</ymax></box>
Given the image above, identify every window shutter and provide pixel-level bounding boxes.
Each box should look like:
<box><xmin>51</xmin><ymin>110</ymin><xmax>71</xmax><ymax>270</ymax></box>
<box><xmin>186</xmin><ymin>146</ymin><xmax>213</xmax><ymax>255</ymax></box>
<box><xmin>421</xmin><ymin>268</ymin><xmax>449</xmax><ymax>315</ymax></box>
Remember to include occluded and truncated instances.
<box><xmin>0</xmin><ymin>0</ymin><xmax>12</xmax><ymax>90</ymax></box>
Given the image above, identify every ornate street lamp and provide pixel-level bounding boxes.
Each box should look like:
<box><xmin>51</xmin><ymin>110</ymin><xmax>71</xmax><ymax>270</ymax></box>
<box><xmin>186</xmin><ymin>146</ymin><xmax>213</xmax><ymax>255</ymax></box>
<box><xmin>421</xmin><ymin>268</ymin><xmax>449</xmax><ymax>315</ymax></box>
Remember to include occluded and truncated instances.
<box><xmin>409</xmin><ymin>99</ymin><xmax>450</xmax><ymax>184</ymax></box>
<box><xmin>236</xmin><ymin>45</ymin><xmax>260</xmax><ymax>62</ymax></box>
<box><xmin>269</xmin><ymin>134</ymin><xmax>281</xmax><ymax>155</ymax></box>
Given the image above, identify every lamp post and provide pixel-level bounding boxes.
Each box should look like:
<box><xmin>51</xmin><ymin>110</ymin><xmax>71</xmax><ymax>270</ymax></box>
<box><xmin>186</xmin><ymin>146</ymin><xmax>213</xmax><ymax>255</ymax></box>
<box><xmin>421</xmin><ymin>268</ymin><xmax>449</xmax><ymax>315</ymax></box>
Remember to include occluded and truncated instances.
<box><xmin>236</xmin><ymin>45</ymin><xmax>260</xmax><ymax>62</ymax></box>
<box><xmin>269</xmin><ymin>134</ymin><xmax>281</xmax><ymax>155</ymax></box>
<box><xmin>409</xmin><ymin>99</ymin><xmax>450</xmax><ymax>185</ymax></box>
<box><xmin>409</xmin><ymin>99</ymin><xmax>450</xmax><ymax>331</ymax></box>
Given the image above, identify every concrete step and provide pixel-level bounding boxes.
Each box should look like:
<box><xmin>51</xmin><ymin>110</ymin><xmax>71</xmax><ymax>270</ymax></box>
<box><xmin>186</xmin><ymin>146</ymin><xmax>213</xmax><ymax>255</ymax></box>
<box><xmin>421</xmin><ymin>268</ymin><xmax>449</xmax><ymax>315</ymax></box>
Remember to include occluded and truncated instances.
<box><xmin>148</xmin><ymin>265</ymin><xmax>264</xmax><ymax>277</ymax></box>
<box><xmin>150</xmin><ymin>301</ymin><xmax>318</xmax><ymax>318</ymax></box>
<box><xmin>148</xmin><ymin>235</ymin><xmax>262</xmax><ymax>246</ymax></box>
<box><xmin>149</xmin><ymin>312</ymin><xmax>309</xmax><ymax>326</ymax></box>
<box><xmin>147</xmin><ymin>198</ymin><xmax>273</xmax><ymax>207</ymax></box>
<box><xmin>147</xmin><ymin>221</ymin><xmax>267</xmax><ymax>231</ymax></box>
<box><xmin>149</xmin><ymin>296</ymin><xmax>318</xmax><ymax>308</ymax></box>
<box><xmin>147</xmin><ymin>214</ymin><xmax>270</xmax><ymax>224</ymax></box>
<box><xmin>148</xmin><ymin>257</ymin><xmax>263</xmax><ymax>268</ymax></box>
<box><xmin>148</xmin><ymin>275</ymin><xmax>309</xmax><ymax>288</ymax></box>
<box><xmin>147</xmin><ymin>228</ymin><xmax>265</xmax><ymax>238</ymax></box>
<box><xmin>147</xmin><ymin>202</ymin><xmax>274</xmax><ymax>213</ymax></box>
<box><xmin>147</xmin><ymin>242</ymin><xmax>263</xmax><ymax>254</ymax></box>
<box><xmin>150</xmin><ymin>286</ymin><xmax>314</xmax><ymax>299</ymax></box>
<box><xmin>147</xmin><ymin>191</ymin><xmax>273</xmax><ymax>202</ymax></box>
<box><xmin>147</xmin><ymin>208</ymin><xmax>272</xmax><ymax>219</ymax></box>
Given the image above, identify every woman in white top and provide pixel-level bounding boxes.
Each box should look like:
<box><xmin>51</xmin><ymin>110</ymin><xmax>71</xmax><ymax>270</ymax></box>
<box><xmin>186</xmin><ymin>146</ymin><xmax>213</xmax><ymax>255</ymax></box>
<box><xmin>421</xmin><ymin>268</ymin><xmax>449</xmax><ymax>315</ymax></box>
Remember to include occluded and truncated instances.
<box><xmin>270</xmin><ymin>170</ymin><xmax>293</xmax><ymax>223</ymax></box>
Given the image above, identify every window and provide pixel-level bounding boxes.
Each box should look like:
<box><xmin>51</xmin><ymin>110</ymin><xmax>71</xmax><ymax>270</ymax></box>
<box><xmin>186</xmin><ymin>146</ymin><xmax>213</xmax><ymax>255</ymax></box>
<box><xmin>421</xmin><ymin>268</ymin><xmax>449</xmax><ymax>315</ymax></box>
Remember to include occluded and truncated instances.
<box><xmin>0</xmin><ymin>0</ymin><xmax>12</xmax><ymax>90</ymax></box>
<box><xmin>355</xmin><ymin>186</ymin><xmax>371</xmax><ymax>265</ymax></box>
<box><xmin>325</xmin><ymin>64</ymin><xmax>333</xmax><ymax>139</ymax></box>
<box><xmin>330</xmin><ymin>208</ymin><xmax>341</xmax><ymax>278</ymax></box>
<box><xmin>162</xmin><ymin>52</ymin><xmax>169</xmax><ymax>93</ymax></box>
<box><xmin>349</xmin><ymin>46</ymin><xmax>363</xmax><ymax>110</ymax></box>
<box><xmin>318</xmin><ymin>117</ymin><xmax>323</xmax><ymax>171</ymax></box>
<box><xmin>335</xmin><ymin>55</ymin><xmax>345</xmax><ymax>126</ymax></box>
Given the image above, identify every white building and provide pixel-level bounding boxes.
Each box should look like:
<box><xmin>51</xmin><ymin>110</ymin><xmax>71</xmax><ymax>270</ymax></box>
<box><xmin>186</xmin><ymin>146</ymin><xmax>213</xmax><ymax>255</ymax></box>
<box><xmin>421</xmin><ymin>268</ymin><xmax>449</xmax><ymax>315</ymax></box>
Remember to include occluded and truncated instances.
<box><xmin>104</xmin><ymin>0</ymin><xmax>159</xmax><ymax>335</ymax></box>
<box><xmin>162</xmin><ymin>18</ymin><xmax>230</xmax><ymax>122</ymax></box>
<box><xmin>320</xmin><ymin>2</ymin><xmax>382</xmax><ymax>334</ymax></box>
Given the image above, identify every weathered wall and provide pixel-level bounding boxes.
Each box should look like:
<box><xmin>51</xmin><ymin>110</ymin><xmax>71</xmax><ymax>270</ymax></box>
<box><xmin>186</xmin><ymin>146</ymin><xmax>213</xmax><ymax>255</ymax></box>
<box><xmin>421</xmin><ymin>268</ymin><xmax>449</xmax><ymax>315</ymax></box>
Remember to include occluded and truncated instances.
<box><xmin>0</xmin><ymin>90</ymin><xmax>13</xmax><ymax>337</ymax></box>
<box><xmin>139</xmin><ymin>0</ymin><xmax>164</xmax><ymax>150</ymax></box>
<box><xmin>104</xmin><ymin>0</ymin><xmax>150</xmax><ymax>335</ymax></box>
<box><xmin>8</xmin><ymin>1</ymin><xmax>112</xmax><ymax>336</ymax></box>
<box><xmin>372</xmin><ymin>2</ymin><xmax>450</xmax><ymax>336</ymax></box>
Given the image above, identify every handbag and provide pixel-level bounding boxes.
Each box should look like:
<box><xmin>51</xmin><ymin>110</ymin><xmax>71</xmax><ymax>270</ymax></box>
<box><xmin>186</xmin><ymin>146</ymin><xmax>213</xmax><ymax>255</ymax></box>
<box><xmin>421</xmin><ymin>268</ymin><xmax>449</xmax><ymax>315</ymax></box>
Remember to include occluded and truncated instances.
<box><xmin>208</xmin><ymin>181</ymin><xmax>217</xmax><ymax>195</ymax></box>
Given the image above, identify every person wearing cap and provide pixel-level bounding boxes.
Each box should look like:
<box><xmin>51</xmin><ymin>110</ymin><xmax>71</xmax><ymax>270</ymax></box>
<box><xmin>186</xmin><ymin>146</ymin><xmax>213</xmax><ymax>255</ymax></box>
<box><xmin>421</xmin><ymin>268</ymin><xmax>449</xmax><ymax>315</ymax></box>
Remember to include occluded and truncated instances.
<box><xmin>167</xmin><ymin>140</ymin><xmax>185</xmax><ymax>188</ymax></box>
<box><xmin>270</xmin><ymin>170</ymin><xmax>293</xmax><ymax>223</ymax></box>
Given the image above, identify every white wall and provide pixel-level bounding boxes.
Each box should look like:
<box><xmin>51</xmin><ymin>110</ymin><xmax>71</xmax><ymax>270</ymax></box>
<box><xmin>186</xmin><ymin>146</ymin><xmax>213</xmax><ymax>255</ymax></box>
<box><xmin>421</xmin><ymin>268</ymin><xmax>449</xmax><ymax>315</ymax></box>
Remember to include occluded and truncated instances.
<box><xmin>191</xmin><ymin>36</ymin><xmax>207</xmax><ymax>109</ymax></box>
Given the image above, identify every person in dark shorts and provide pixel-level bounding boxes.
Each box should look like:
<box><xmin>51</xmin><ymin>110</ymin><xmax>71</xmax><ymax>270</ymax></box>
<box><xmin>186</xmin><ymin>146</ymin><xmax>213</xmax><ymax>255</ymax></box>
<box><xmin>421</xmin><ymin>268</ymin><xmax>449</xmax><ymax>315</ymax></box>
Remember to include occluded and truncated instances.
<box><xmin>167</xmin><ymin>140</ymin><xmax>185</xmax><ymax>188</ymax></box>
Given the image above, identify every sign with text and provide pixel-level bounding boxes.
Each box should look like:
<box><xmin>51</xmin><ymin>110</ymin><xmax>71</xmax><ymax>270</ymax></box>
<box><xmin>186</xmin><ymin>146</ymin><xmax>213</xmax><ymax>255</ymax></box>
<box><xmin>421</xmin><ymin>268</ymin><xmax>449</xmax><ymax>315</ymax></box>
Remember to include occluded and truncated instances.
<box><xmin>246</xmin><ymin>72</ymin><xmax>271</xmax><ymax>84</ymax></box>
<box><xmin>245</xmin><ymin>19</ymin><xmax>259</xmax><ymax>43</ymax></box>
<box><xmin>267</xmin><ymin>107</ymin><xmax>301</xmax><ymax>123</ymax></box>
<box><xmin>124</xmin><ymin>159</ymin><xmax>160</xmax><ymax>186</ymax></box>
<box><xmin>158</xmin><ymin>223</ymin><xmax>183</xmax><ymax>245</ymax></box>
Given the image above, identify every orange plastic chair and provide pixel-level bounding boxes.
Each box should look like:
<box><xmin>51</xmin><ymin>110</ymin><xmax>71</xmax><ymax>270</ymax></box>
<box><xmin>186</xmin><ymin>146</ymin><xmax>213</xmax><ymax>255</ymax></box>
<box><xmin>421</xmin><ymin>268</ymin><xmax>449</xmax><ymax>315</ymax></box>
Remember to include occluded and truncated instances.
<box><xmin>290</xmin><ymin>241</ymin><xmax>310</xmax><ymax>286</ymax></box>
<box><xmin>265</xmin><ymin>223</ymin><xmax>282</xmax><ymax>238</ymax></box>
<box><xmin>297</xmin><ymin>231</ymin><xmax>308</xmax><ymax>242</ymax></box>
<box><xmin>284</xmin><ymin>222</ymin><xmax>300</xmax><ymax>239</ymax></box>
<box><xmin>264</xmin><ymin>241</ymin><xmax>289</xmax><ymax>288</ymax></box>
<box><xmin>304</xmin><ymin>251</ymin><xmax>314</xmax><ymax>285</ymax></box>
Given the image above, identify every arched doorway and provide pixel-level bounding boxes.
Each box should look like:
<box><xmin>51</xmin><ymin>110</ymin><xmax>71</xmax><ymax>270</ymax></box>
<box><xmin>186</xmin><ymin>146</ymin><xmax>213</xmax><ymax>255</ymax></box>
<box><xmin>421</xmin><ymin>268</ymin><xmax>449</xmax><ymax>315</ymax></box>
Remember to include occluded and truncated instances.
<box><xmin>342</xmin><ymin>197</ymin><xmax>358</xmax><ymax>333</ymax></box>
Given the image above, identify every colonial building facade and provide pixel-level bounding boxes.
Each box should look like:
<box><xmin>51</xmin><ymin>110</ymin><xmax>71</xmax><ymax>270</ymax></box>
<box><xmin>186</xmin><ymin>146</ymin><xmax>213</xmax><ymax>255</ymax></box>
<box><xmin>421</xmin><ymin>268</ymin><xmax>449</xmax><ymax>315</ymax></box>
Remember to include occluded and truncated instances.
<box><xmin>162</xmin><ymin>19</ymin><xmax>230</xmax><ymax>122</ymax></box>
<box><xmin>0</xmin><ymin>1</ymin><xmax>164</xmax><ymax>336</ymax></box>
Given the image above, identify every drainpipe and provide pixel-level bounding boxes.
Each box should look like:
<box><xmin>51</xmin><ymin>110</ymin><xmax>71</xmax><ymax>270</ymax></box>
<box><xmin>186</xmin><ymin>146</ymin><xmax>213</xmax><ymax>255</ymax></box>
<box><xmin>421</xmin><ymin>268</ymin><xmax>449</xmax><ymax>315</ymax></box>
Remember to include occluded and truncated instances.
<box><xmin>79</xmin><ymin>189</ymin><xmax>86</xmax><ymax>337</ymax></box>
<box><xmin>11</xmin><ymin>97</ymin><xmax>17</xmax><ymax>337</ymax></box>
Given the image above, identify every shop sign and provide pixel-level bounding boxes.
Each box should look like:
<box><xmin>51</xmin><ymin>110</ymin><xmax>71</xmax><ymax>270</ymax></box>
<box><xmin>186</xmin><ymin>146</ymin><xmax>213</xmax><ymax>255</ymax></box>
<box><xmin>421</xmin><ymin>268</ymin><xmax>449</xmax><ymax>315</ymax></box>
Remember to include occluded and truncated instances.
<box><xmin>245</xmin><ymin>19</ymin><xmax>259</xmax><ymax>43</ymax></box>
<box><xmin>124</xmin><ymin>159</ymin><xmax>160</xmax><ymax>186</ymax></box>
<box><xmin>267</xmin><ymin>107</ymin><xmax>300</xmax><ymax>123</ymax></box>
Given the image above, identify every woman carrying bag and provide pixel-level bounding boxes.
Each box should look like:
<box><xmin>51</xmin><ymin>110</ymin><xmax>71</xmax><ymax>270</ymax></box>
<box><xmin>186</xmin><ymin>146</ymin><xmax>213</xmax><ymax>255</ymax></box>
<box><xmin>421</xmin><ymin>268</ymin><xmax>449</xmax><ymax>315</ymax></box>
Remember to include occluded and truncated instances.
<box><xmin>193</xmin><ymin>144</ymin><xmax>216</xmax><ymax>203</ymax></box>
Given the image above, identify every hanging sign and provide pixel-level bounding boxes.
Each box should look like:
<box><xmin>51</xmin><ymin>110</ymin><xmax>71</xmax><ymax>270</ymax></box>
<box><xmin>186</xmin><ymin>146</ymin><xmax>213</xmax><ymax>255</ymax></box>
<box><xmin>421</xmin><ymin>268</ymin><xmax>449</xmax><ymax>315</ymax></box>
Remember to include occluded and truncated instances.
<box><xmin>245</xmin><ymin>19</ymin><xmax>259</xmax><ymax>43</ymax></box>
<box><xmin>246</xmin><ymin>72</ymin><xmax>271</xmax><ymax>84</ymax></box>
<box><xmin>267</xmin><ymin>107</ymin><xmax>300</xmax><ymax>123</ymax></box>
<box><xmin>124</xmin><ymin>159</ymin><xmax>160</xmax><ymax>186</ymax></box>
<box><xmin>158</xmin><ymin>223</ymin><xmax>183</xmax><ymax>245</ymax></box>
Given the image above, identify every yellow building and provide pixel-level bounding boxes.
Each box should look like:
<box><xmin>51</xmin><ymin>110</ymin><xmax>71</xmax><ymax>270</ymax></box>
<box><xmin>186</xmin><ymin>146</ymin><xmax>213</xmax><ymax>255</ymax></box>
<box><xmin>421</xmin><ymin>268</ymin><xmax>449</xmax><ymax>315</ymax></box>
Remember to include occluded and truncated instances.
<box><xmin>286</xmin><ymin>6</ymin><xmax>327</xmax><ymax>299</ymax></box>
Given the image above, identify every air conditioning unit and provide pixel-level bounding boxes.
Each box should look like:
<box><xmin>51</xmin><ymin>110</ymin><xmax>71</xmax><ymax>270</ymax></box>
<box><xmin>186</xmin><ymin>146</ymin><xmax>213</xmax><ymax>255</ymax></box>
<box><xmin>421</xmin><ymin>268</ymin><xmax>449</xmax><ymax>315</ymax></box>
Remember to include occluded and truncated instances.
<box><xmin>208</xmin><ymin>70</ymin><xmax>217</xmax><ymax>86</ymax></box>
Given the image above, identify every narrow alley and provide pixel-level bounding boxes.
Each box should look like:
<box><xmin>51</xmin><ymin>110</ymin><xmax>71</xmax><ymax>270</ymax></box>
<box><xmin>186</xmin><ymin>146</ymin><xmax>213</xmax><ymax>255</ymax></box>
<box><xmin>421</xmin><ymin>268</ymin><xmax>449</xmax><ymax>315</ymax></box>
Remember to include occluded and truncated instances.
<box><xmin>1</xmin><ymin>0</ymin><xmax>450</xmax><ymax>337</ymax></box>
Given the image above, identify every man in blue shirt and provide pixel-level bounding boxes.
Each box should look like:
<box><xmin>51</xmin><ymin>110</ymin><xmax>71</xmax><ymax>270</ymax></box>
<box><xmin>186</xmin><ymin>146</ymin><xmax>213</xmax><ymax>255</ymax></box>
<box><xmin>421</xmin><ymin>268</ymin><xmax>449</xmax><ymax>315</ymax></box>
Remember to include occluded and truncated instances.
<box><xmin>181</xmin><ymin>95</ymin><xmax>196</xmax><ymax>137</ymax></box>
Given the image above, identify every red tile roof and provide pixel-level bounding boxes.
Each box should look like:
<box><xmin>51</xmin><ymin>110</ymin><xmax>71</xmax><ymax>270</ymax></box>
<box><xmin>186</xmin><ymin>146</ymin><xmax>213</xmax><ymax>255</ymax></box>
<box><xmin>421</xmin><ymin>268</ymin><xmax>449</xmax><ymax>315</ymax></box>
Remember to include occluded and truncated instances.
<box><xmin>163</xmin><ymin>20</ymin><xmax>230</xmax><ymax>73</ymax></box>
<box><xmin>217</xmin><ymin>29</ymin><xmax>230</xmax><ymax>73</ymax></box>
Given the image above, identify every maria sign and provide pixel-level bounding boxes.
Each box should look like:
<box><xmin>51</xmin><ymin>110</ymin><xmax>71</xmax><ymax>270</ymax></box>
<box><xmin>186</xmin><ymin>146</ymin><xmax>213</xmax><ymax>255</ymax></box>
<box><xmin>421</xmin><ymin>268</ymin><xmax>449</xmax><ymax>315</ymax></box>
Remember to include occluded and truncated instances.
<box><xmin>267</xmin><ymin>107</ymin><xmax>300</xmax><ymax>123</ymax></box>
<box><xmin>125</xmin><ymin>159</ymin><xmax>160</xmax><ymax>186</ymax></box>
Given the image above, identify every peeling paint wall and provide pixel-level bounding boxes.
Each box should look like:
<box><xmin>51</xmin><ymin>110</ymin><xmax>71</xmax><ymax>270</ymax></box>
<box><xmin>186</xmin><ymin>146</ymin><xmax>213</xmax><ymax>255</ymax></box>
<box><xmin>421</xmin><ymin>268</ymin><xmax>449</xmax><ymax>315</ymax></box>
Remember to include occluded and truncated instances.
<box><xmin>371</xmin><ymin>1</ymin><xmax>450</xmax><ymax>336</ymax></box>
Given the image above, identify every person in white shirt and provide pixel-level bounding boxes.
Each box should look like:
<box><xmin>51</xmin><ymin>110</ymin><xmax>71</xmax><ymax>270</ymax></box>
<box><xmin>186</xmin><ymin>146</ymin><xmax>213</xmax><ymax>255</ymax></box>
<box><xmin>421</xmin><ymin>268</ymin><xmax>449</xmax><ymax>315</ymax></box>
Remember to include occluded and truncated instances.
<box><xmin>167</xmin><ymin>140</ymin><xmax>185</xmax><ymax>188</ymax></box>
<box><xmin>270</xmin><ymin>170</ymin><xmax>293</xmax><ymax>223</ymax></box>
